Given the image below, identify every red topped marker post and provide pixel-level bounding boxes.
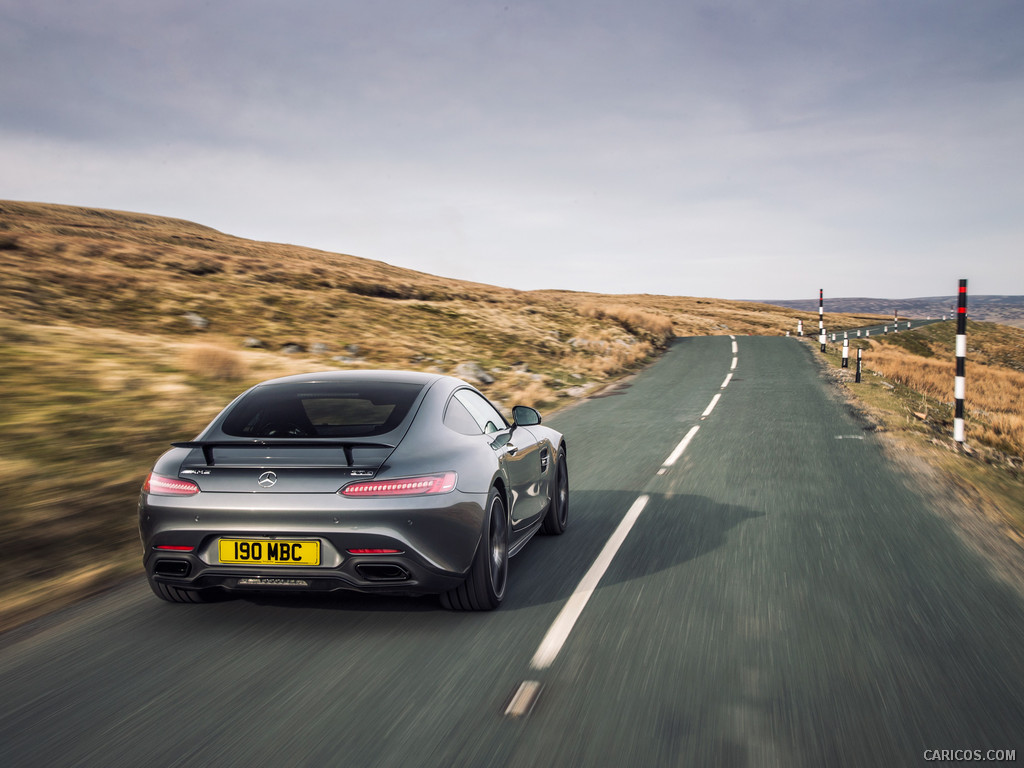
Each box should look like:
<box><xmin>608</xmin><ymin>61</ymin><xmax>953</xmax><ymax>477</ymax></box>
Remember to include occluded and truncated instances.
<box><xmin>954</xmin><ymin>279</ymin><xmax>967</xmax><ymax>444</ymax></box>
<box><xmin>818</xmin><ymin>288</ymin><xmax>826</xmax><ymax>352</ymax></box>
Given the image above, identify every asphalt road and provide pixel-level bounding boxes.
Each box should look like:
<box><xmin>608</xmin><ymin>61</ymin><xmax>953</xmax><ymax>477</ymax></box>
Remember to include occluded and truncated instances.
<box><xmin>3</xmin><ymin>336</ymin><xmax>1023</xmax><ymax>767</ymax></box>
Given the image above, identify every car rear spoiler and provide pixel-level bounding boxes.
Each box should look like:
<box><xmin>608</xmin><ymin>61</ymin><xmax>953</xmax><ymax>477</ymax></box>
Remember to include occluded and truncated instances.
<box><xmin>171</xmin><ymin>440</ymin><xmax>396</xmax><ymax>467</ymax></box>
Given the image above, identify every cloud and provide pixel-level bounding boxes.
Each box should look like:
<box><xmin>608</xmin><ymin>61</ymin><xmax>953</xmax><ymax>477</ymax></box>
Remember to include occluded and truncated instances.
<box><xmin>2</xmin><ymin>0</ymin><xmax>1022</xmax><ymax>299</ymax></box>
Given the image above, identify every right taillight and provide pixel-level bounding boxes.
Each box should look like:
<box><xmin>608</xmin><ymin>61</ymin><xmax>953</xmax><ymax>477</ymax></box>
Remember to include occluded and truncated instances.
<box><xmin>143</xmin><ymin>473</ymin><xmax>201</xmax><ymax>496</ymax></box>
<box><xmin>340</xmin><ymin>472</ymin><xmax>457</xmax><ymax>497</ymax></box>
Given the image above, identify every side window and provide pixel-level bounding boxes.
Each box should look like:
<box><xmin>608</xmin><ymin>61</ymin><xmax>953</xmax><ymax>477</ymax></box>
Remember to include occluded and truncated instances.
<box><xmin>453</xmin><ymin>390</ymin><xmax>507</xmax><ymax>435</ymax></box>
<box><xmin>443</xmin><ymin>396</ymin><xmax>482</xmax><ymax>436</ymax></box>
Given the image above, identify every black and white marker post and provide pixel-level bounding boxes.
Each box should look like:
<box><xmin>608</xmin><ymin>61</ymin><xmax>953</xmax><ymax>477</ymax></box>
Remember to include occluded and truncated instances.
<box><xmin>954</xmin><ymin>279</ymin><xmax>968</xmax><ymax>445</ymax></box>
<box><xmin>842</xmin><ymin>338</ymin><xmax>849</xmax><ymax>368</ymax></box>
<box><xmin>818</xmin><ymin>288</ymin><xmax>826</xmax><ymax>352</ymax></box>
<box><xmin>818</xmin><ymin>288</ymin><xmax>824</xmax><ymax>335</ymax></box>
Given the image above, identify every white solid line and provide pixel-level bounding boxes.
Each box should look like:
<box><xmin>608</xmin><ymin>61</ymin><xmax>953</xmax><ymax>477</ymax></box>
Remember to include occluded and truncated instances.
<box><xmin>701</xmin><ymin>393</ymin><xmax>722</xmax><ymax>418</ymax></box>
<box><xmin>721</xmin><ymin>373</ymin><xmax>733</xmax><ymax>388</ymax></box>
<box><xmin>663</xmin><ymin>425</ymin><xmax>700</xmax><ymax>467</ymax></box>
<box><xmin>504</xmin><ymin>680</ymin><xmax>542</xmax><ymax>718</ymax></box>
<box><xmin>730</xmin><ymin>357</ymin><xmax>737</xmax><ymax>370</ymax></box>
<box><xmin>530</xmin><ymin>495</ymin><xmax>650</xmax><ymax>670</ymax></box>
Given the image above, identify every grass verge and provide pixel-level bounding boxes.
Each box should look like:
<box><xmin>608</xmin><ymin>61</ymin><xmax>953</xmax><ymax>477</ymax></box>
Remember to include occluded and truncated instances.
<box><xmin>807</xmin><ymin>326</ymin><xmax>1024</xmax><ymax>592</ymax></box>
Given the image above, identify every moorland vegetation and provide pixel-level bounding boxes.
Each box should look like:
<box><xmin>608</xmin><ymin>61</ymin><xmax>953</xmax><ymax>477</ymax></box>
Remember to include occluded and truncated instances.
<box><xmin>1</xmin><ymin>200</ymin><xmax>1021</xmax><ymax>628</ymax></box>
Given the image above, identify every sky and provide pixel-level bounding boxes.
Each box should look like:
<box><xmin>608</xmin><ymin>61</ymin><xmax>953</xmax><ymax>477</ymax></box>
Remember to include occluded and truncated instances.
<box><xmin>2</xmin><ymin>0</ymin><xmax>1022</xmax><ymax>301</ymax></box>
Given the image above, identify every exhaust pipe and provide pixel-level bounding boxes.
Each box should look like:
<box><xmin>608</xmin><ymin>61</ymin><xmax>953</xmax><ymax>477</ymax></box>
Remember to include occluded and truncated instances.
<box><xmin>154</xmin><ymin>559</ymin><xmax>191</xmax><ymax>577</ymax></box>
<box><xmin>355</xmin><ymin>563</ymin><xmax>410</xmax><ymax>582</ymax></box>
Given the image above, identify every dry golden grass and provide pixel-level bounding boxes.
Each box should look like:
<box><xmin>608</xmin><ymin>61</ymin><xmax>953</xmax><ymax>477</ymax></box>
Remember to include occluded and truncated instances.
<box><xmin>0</xmin><ymin>199</ymin><xmax>897</xmax><ymax>630</ymax></box>
<box><xmin>565</xmin><ymin>337</ymin><xmax>656</xmax><ymax>377</ymax></box>
<box><xmin>856</xmin><ymin>324</ymin><xmax>1024</xmax><ymax>459</ymax></box>
<box><xmin>580</xmin><ymin>303</ymin><xmax>675</xmax><ymax>345</ymax></box>
<box><xmin>182</xmin><ymin>342</ymin><xmax>249</xmax><ymax>381</ymax></box>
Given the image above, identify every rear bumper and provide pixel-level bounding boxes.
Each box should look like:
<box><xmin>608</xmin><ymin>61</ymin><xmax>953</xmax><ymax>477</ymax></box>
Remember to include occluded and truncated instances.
<box><xmin>139</xmin><ymin>489</ymin><xmax>487</xmax><ymax>596</ymax></box>
<box><xmin>147</xmin><ymin>556</ymin><xmax>467</xmax><ymax>597</ymax></box>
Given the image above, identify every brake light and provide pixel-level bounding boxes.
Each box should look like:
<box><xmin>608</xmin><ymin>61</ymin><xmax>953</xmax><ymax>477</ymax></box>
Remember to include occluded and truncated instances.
<box><xmin>340</xmin><ymin>472</ymin><xmax>457</xmax><ymax>497</ymax></box>
<box><xmin>156</xmin><ymin>545</ymin><xmax>195</xmax><ymax>552</ymax></box>
<box><xmin>143</xmin><ymin>473</ymin><xmax>201</xmax><ymax>496</ymax></box>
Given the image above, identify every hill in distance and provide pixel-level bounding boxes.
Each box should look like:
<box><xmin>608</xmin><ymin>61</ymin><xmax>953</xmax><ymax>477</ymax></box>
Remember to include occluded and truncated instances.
<box><xmin>764</xmin><ymin>296</ymin><xmax>1024</xmax><ymax>329</ymax></box>
<box><xmin>0</xmin><ymin>200</ymin><xmax>886</xmax><ymax>368</ymax></box>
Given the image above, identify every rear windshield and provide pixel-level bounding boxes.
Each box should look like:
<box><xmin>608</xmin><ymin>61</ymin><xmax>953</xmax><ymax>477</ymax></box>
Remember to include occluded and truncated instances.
<box><xmin>221</xmin><ymin>381</ymin><xmax>425</xmax><ymax>438</ymax></box>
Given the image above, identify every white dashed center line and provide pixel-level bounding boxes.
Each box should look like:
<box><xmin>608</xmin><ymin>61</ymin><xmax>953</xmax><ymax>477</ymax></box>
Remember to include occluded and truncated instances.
<box><xmin>530</xmin><ymin>495</ymin><xmax>651</xmax><ymax>670</ymax></box>
<box><xmin>510</xmin><ymin>335</ymin><xmax>737</xmax><ymax>715</ymax></box>
<box><xmin>702</xmin><ymin>393</ymin><xmax>722</xmax><ymax>418</ymax></box>
<box><xmin>662</xmin><ymin>425</ymin><xmax>700</xmax><ymax>468</ymax></box>
<box><xmin>505</xmin><ymin>680</ymin><xmax>543</xmax><ymax>718</ymax></box>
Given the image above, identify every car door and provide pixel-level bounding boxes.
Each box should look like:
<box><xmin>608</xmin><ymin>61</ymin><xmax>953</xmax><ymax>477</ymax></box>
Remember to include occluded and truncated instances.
<box><xmin>451</xmin><ymin>389</ymin><xmax>545</xmax><ymax>531</ymax></box>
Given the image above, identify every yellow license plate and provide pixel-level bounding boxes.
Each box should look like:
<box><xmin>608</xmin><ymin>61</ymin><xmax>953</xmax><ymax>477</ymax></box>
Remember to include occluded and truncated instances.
<box><xmin>218</xmin><ymin>538</ymin><xmax>320</xmax><ymax>566</ymax></box>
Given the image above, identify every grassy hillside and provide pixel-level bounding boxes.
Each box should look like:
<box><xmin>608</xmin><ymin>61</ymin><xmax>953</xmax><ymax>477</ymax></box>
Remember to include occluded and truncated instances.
<box><xmin>1</xmin><ymin>200</ymin><xmax>888</xmax><ymax>630</ymax></box>
<box><xmin>843</xmin><ymin>320</ymin><xmax>1024</xmax><ymax>458</ymax></box>
<box><xmin>5</xmin><ymin>199</ymin><xmax>1006</xmax><ymax>630</ymax></box>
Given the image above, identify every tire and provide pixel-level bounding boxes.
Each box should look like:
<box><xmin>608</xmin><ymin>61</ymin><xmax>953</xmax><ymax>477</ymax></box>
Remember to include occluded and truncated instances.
<box><xmin>148</xmin><ymin>577</ymin><xmax>215</xmax><ymax>604</ymax></box>
<box><xmin>441</xmin><ymin>488</ymin><xmax>508</xmax><ymax>611</ymax></box>
<box><xmin>540</xmin><ymin>450</ymin><xmax>569</xmax><ymax>535</ymax></box>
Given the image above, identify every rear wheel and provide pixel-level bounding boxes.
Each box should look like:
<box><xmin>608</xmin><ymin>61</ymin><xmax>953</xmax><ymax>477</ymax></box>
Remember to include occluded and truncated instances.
<box><xmin>441</xmin><ymin>488</ymin><xmax>508</xmax><ymax>611</ymax></box>
<box><xmin>540</xmin><ymin>450</ymin><xmax>569</xmax><ymax>535</ymax></box>
<box><xmin>148</xmin><ymin>577</ymin><xmax>216</xmax><ymax>604</ymax></box>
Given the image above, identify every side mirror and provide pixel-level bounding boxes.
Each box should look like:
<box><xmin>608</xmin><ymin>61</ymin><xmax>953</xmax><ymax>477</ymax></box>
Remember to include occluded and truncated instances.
<box><xmin>511</xmin><ymin>405</ymin><xmax>542</xmax><ymax>427</ymax></box>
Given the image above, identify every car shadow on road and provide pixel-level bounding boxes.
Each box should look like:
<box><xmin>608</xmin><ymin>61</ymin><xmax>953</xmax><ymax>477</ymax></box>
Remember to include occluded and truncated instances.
<box><xmin>505</xmin><ymin>490</ymin><xmax>765</xmax><ymax>610</ymax></box>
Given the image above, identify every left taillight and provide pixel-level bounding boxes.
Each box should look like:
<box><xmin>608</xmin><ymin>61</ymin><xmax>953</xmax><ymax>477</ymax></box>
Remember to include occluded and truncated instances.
<box><xmin>143</xmin><ymin>473</ymin><xmax>201</xmax><ymax>496</ymax></box>
<box><xmin>339</xmin><ymin>472</ymin><xmax>457</xmax><ymax>498</ymax></box>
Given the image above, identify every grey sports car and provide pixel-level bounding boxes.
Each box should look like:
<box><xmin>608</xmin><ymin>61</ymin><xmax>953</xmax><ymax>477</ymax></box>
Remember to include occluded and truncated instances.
<box><xmin>139</xmin><ymin>370</ymin><xmax>568</xmax><ymax>610</ymax></box>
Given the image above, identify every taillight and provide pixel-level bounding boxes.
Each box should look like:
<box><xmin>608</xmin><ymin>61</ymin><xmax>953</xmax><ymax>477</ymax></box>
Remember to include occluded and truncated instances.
<box><xmin>340</xmin><ymin>472</ymin><xmax>457</xmax><ymax>497</ymax></box>
<box><xmin>347</xmin><ymin>548</ymin><xmax>403</xmax><ymax>554</ymax></box>
<box><xmin>143</xmin><ymin>473</ymin><xmax>201</xmax><ymax>496</ymax></box>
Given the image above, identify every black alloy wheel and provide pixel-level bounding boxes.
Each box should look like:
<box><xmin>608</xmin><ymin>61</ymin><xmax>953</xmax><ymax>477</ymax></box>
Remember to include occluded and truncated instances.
<box><xmin>441</xmin><ymin>488</ymin><xmax>508</xmax><ymax>610</ymax></box>
<box><xmin>541</xmin><ymin>451</ymin><xmax>569</xmax><ymax>535</ymax></box>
